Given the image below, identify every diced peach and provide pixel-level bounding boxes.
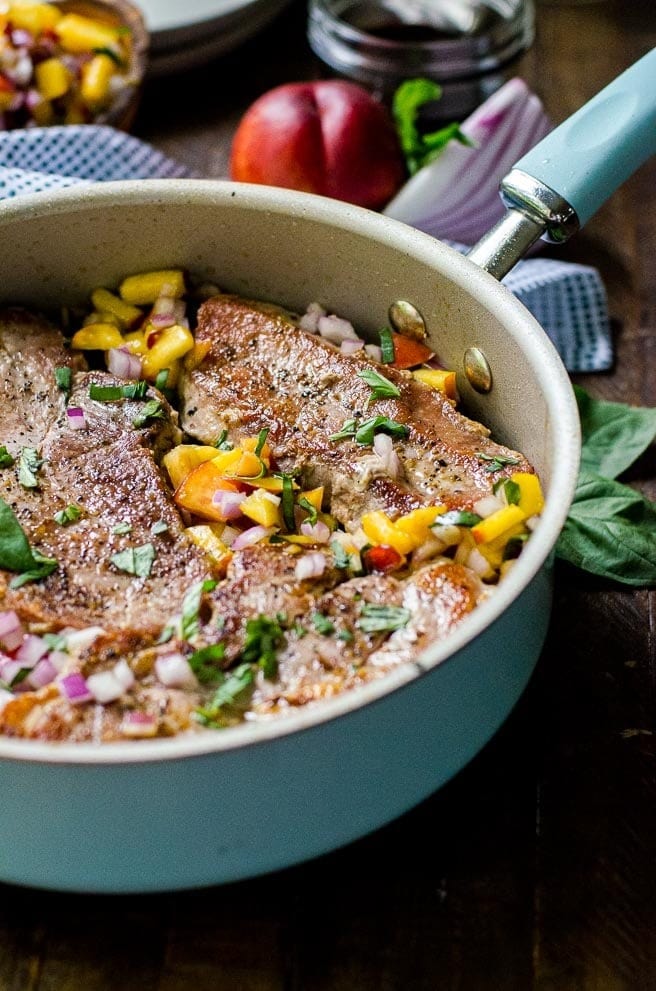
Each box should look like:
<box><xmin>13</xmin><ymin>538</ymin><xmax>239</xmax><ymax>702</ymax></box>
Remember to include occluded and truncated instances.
<box><xmin>185</xmin><ymin>525</ymin><xmax>232</xmax><ymax>573</ymax></box>
<box><xmin>394</xmin><ymin>506</ymin><xmax>446</xmax><ymax>543</ymax></box>
<box><xmin>119</xmin><ymin>270</ymin><xmax>186</xmax><ymax>305</ymax></box>
<box><xmin>240</xmin><ymin>490</ymin><xmax>282</xmax><ymax>528</ymax></box>
<box><xmin>471</xmin><ymin>505</ymin><xmax>526</xmax><ymax>545</ymax></box>
<box><xmin>55</xmin><ymin>13</ymin><xmax>121</xmax><ymax>53</ymax></box>
<box><xmin>140</xmin><ymin>324</ymin><xmax>194</xmax><ymax>378</ymax></box>
<box><xmin>70</xmin><ymin>323</ymin><xmax>124</xmax><ymax>350</ymax></box>
<box><xmin>8</xmin><ymin>3</ymin><xmax>62</xmax><ymax>34</ymax></box>
<box><xmin>174</xmin><ymin>462</ymin><xmax>241</xmax><ymax>522</ymax></box>
<box><xmin>390</xmin><ymin>335</ymin><xmax>434</xmax><ymax>369</ymax></box>
<box><xmin>80</xmin><ymin>53</ymin><xmax>115</xmax><ymax>107</ymax></box>
<box><xmin>162</xmin><ymin>445</ymin><xmax>219</xmax><ymax>490</ymax></box>
<box><xmin>412</xmin><ymin>368</ymin><xmax>458</xmax><ymax>400</ymax></box>
<box><xmin>300</xmin><ymin>486</ymin><xmax>324</xmax><ymax>512</ymax></box>
<box><xmin>35</xmin><ymin>57</ymin><xmax>70</xmax><ymax>100</ymax></box>
<box><xmin>241</xmin><ymin>435</ymin><xmax>272</xmax><ymax>467</ymax></box>
<box><xmin>361</xmin><ymin>510</ymin><xmax>415</xmax><ymax>555</ymax></box>
<box><xmin>91</xmin><ymin>288</ymin><xmax>142</xmax><ymax>329</ymax></box>
<box><xmin>510</xmin><ymin>472</ymin><xmax>545</xmax><ymax>518</ymax></box>
<box><xmin>212</xmin><ymin>448</ymin><xmax>263</xmax><ymax>480</ymax></box>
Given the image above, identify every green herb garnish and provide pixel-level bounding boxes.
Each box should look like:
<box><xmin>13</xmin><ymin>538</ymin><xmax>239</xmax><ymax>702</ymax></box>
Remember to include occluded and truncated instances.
<box><xmin>476</xmin><ymin>452</ymin><xmax>521</xmax><ymax>473</ymax></box>
<box><xmin>337</xmin><ymin>629</ymin><xmax>354</xmax><ymax>643</ymax></box>
<box><xmin>18</xmin><ymin>447</ymin><xmax>43</xmax><ymax>489</ymax></box>
<box><xmin>280</xmin><ymin>474</ymin><xmax>295</xmax><ymax>532</ymax></box>
<box><xmin>113</xmin><ymin>522</ymin><xmax>133</xmax><ymax>535</ymax></box>
<box><xmin>179</xmin><ymin>578</ymin><xmax>218</xmax><ymax>641</ymax></box>
<box><xmin>154</xmin><ymin>369</ymin><xmax>170</xmax><ymax>391</ymax></box>
<box><xmin>188</xmin><ymin>643</ymin><xmax>226</xmax><ymax>683</ymax></box>
<box><xmin>54</xmin><ymin>504</ymin><xmax>82</xmax><ymax>527</ymax></box>
<box><xmin>298</xmin><ymin>497</ymin><xmax>318</xmax><ymax>525</ymax></box>
<box><xmin>330</xmin><ymin>418</ymin><xmax>358</xmax><ymax>442</ymax></box>
<box><xmin>240</xmin><ymin>615</ymin><xmax>285</xmax><ymax>678</ymax></box>
<box><xmin>493</xmin><ymin>478</ymin><xmax>521</xmax><ymax>505</ymax></box>
<box><xmin>330</xmin><ymin>540</ymin><xmax>351</xmax><ymax>570</ymax></box>
<box><xmin>121</xmin><ymin>380</ymin><xmax>149</xmax><ymax>400</ymax></box>
<box><xmin>312</xmin><ymin>612</ymin><xmax>335</xmax><ymax>636</ymax></box>
<box><xmin>195</xmin><ymin>663</ymin><xmax>255</xmax><ymax>726</ymax></box>
<box><xmin>92</xmin><ymin>45</ymin><xmax>125</xmax><ymax>66</ymax></box>
<box><xmin>0</xmin><ymin>496</ymin><xmax>57</xmax><ymax>587</ymax></box>
<box><xmin>151</xmin><ymin>520</ymin><xmax>169</xmax><ymax>536</ymax></box>
<box><xmin>392</xmin><ymin>78</ymin><xmax>471</xmax><ymax>176</ymax></box>
<box><xmin>379</xmin><ymin>327</ymin><xmax>395</xmax><ymax>364</ymax></box>
<box><xmin>357</xmin><ymin>603</ymin><xmax>411</xmax><ymax>634</ymax></box>
<box><xmin>358</xmin><ymin>367</ymin><xmax>401</xmax><ymax>402</ymax></box>
<box><xmin>0</xmin><ymin>446</ymin><xmax>15</xmax><ymax>468</ymax></box>
<box><xmin>55</xmin><ymin>366</ymin><xmax>72</xmax><ymax>397</ymax></box>
<box><xmin>110</xmin><ymin>542</ymin><xmax>156</xmax><ymax>579</ymax></box>
<box><xmin>432</xmin><ymin>510</ymin><xmax>482</xmax><ymax>528</ymax></box>
<box><xmin>574</xmin><ymin>384</ymin><xmax>656</xmax><ymax>479</ymax></box>
<box><xmin>215</xmin><ymin>429</ymin><xmax>234</xmax><ymax>451</ymax></box>
<box><xmin>89</xmin><ymin>381</ymin><xmax>149</xmax><ymax>402</ymax></box>
<box><xmin>355</xmin><ymin>416</ymin><xmax>409</xmax><ymax>446</ymax></box>
<box><xmin>254</xmin><ymin>428</ymin><xmax>269</xmax><ymax>457</ymax></box>
<box><xmin>42</xmin><ymin>632</ymin><xmax>68</xmax><ymax>652</ymax></box>
<box><xmin>133</xmin><ymin>399</ymin><xmax>165</xmax><ymax>428</ymax></box>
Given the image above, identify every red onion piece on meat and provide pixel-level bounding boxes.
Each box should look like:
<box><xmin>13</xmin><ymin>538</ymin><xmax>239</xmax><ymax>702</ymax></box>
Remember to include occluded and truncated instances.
<box><xmin>340</xmin><ymin>339</ymin><xmax>365</xmax><ymax>355</ymax></box>
<box><xmin>58</xmin><ymin>672</ymin><xmax>93</xmax><ymax>704</ymax></box>
<box><xmin>107</xmin><ymin>347</ymin><xmax>142</xmax><ymax>381</ymax></box>
<box><xmin>66</xmin><ymin>406</ymin><xmax>87</xmax><ymax>430</ymax></box>
<box><xmin>86</xmin><ymin>670</ymin><xmax>126</xmax><ymax>704</ymax></box>
<box><xmin>155</xmin><ymin>653</ymin><xmax>197</xmax><ymax>688</ymax></box>
<box><xmin>295</xmin><ymin>552</ymin><xmax>327</xmax><ymax>581</ymax></box>
<box><xmin>15</xmin><ymin>634</ymin><xmax>49</xmax><ymax>668</ymax></box>
<box><xmin>299</xmin><ymin>520</ymin><xmax>331</xmax><ymax>543</ymax></box>
<box><xmin>211</xmin><ymin>489</ymin><xmax>246</xmax><ymax>520</ymax></box>
<box><xmin>231</xmin><ymin>525</ymin><xmax>277</xmax><ymax>551</ymax></box>
<box><xmin>364</xmin><ymin>344</ymin><xmax>383</xmax><ymax>362</ymax></box>
<box><xmin>373</xmin><ymin>433</ymin><xmax>402</xmax><ymax>479</ymax></box>
<box><xmin>318</xmin><ymin>314</ymin><xmax>358</xmax><ymax>345</ymax></box>
<box><xmin>0</xmin><ymin>611</ymin><xmax>26</xmax><ymax>653</ymax></box>
<box><xmin>120</xmin><ymin>711</ymin><xmax>158</xmax><ymax>738</ymax></box>
<box><xmin>27</xmin><ymin>657</ymin><xmax>58</xmax><ymax>690</ymax></box>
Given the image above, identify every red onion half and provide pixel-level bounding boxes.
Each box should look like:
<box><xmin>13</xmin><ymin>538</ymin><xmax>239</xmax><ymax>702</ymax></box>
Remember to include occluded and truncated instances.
<box><xmin>107</xmin><ymin>347</ymin><xmax>142</xmax><ymax>381</ymax></box>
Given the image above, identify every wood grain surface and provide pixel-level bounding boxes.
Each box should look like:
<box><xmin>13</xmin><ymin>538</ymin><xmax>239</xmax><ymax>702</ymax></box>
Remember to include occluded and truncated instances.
<box><xmin>1</xmin><ymin>1</ymin><xmax>655</xmax><ymax>988</ymax></box>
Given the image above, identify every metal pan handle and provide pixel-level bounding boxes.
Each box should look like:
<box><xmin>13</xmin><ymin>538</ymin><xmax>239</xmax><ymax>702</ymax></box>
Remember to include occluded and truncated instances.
<box><xmin>468</xmin><ymin>47</ymin><xmax>656</xmax><ymax>279</ymax></box>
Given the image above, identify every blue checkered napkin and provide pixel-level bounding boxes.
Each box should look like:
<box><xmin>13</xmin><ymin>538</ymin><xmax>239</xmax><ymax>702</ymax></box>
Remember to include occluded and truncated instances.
<box><xmin>0</xmin><ymin>125</ymin><xmax>612</xmax><ymax>373</ymax></box>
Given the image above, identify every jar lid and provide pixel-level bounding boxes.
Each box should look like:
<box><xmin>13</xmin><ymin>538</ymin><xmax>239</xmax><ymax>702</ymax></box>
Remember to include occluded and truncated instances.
<box><xmin>308</xmin><ymin>0</ymin><xmax>535</xmax><ymax>89</ymax></box>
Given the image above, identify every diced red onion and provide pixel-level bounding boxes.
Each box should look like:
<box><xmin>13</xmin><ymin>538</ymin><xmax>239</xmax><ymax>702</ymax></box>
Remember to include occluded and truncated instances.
<box><xmin>295</xmin><ymin>552</ymin><xmax>327</xmax><ymax>581</ymax></box>
<box><xmin>473</xmin><ymin>494</ymin><xmax>504</xmax><ymax>518</ymax></box>
<box><xmin>120</xmin><ymin>711</ymin><xmax>158</xmax><ymax>738</ymax></box>
<box><xmin>58</xmin><ymin>672</ymin><xmax>93</xmax><ymax>704</ymax></box>
<box><xmin>373</xmin><ymin>433</ymin><xmax>403</xmax><ymax>479</ymax></box>
<box><xmin>0</xmin><ymin>687</ymin><xmax>14</xmax><ymax>712</ymax></box>
<box><xmin>27</xmin><ymin>657</ymin><xmax>57</xmax><ymax>690</ymax></box>
<box><xmin>107</xmin><ymin>347</ymin><xmax>142</xmax><ymax>381</ymax></box>
<box><xmin>15</xmin><ymin>634</ymin><xmax>49</xmax><ymax>668</ymax></box>
<box><xmin>231</xmin><ymin>525</ymin><xmax>277</xmax><ymax>551</ymax></box>
<box><xmin>318</xmin><ymin>314</ymin><xmax>358</xmax><ymax>345</ymax></box>
<box><xmin>25</xmin><ymin>88</ymin><xmax>44</xmax><ymax>111</ymax></box>
<box><xmin>0</xmin><ymin>659</ymin><xmax>22</xmax><ymax>686</ymax></box>
<box><xmin>466</xmin><ymin>547</ymin><xmax>492</xmax><ymax>578</ymax></box>
<box><xmin>299</xmin><ymin>302</ymin><xmax>326</xmax><ymax>333</ymax></box>
<box><xmin>155</xmin><ymin>652</ymin><xmax>197</xmax><ymax>688</ymax></box>
<box><xmin>112</xmin><ymin>659</ymin><xmax>135</xmax><ymax>691</ymax></box>
<box><xmin>211</xmin><ymin>489</ymin><xmax>246</xmax><ymax>519</ymax></box>
<box><xmin>86</xmin><ymin>670</ymin><xmax>125</xmax><ymax>704</ymax></box>
<box><xmin>340</xmin><ymin>339</ymin><xmax>365</xmax><ymax>355</ymax></box>
<box><xmin>300</xmin><ymin>520</ymin><xmax>331</xmax><ymax>544</ymax></box>
<box><xmin>11</xmin><ymin>29</ymin><xmax>33</xmax><ymax>47</ymax></box>
<box><xmin>66</xmin><ymin>406</ymin><xmax>87</xmax><ymax>430</ymax></box>
<box><xmin>0</xmin><ymin>611</ymin><xmax>25</xmax><ymax>653</ymax></box>
<box><xmin>48</xmin><ymin>650</ymin><xmax>68</xmax><ymax>673</ymax></box>
<box><xmin>364</xmin><ymin>344</ymin><xmax>383</xmax><ymax>362</ymax></box>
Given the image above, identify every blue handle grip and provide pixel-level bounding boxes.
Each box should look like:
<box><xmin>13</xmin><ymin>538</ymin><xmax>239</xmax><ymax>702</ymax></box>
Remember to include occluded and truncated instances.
<box><xmin>513</xmin><ymin>48</ymin><xmax>656</xmax><ymax>227</ymax></box>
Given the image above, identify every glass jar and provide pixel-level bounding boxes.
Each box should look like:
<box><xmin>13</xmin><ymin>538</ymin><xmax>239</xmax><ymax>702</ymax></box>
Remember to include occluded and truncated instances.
<box><xmin>307</xmin><ymin>0</ymin><xmax>535</xmax><ymax>120</ymax></box>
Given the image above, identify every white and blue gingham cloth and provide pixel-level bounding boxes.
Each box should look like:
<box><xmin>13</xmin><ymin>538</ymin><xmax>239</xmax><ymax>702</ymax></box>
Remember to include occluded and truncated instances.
<box><xmin>0</xmin><ymin>125</ymin><xmax>612</xmax><ymax>373</ymax></box>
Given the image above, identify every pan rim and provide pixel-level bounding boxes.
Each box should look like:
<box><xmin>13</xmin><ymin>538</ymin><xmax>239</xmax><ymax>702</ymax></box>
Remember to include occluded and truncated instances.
<box><xmin>0</xmin><ymin>179</ymin><xmax>581</xmax><ymax>765</ymax></box>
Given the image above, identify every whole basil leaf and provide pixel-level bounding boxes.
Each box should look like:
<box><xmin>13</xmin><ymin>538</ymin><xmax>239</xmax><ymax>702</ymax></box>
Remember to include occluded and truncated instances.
<box><xmin>0</xmin><ymin>497</ymin><xmax>57</xmax><ymax>585</ymax></box>
<box><xmin>575</xmin><ymin>385</ymin><xmax>656</xmax><ymax>479</ymax></box>
<box><xmin>556</xmin><ymin>470</ymin><xmax>656</xmax><ymax>586</ymax></box>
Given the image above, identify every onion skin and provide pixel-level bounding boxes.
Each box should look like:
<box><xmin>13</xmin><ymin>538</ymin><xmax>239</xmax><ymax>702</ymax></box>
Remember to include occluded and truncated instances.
<box><xmin>230</xmin><ymin>81</ymin><xmax>405</xmax><ymax>210</ymax></box>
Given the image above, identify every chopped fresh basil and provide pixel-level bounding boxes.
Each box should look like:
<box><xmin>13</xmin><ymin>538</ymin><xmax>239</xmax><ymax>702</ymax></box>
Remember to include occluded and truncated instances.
<box><xmin>188</xmin><ymin>643</ymin><xmax>226</xmax><ymax>683</ymax></box>
<box><xmin>556</xmin><ymin>470</ymin><xmax>656</xmax><ymax>586</ymax></box>
<box><xmin>379</xmin><ymin>327</ymin><xmax>395</xmax><ymax>365</ymax></box>
<box><xmin>54</xmin><ymin>504</ymin><xmax>82</xmax><ymax>527</ymax></box>
<box><xmin>254</xmin><ymin>428</ymin><xmax>269</xmax><ymax>457</ymax></box>
<box><xmin>18</xmin><ymin>447</ymin><xmax>43</xmax><ymax>489</ymax></box>
<box><xmin>92</xmin><ymin>45</ymin><xmax>125</xmax><ymax>66</ymax></box>
<box><xmin>215</xmin><ymin>429</ymin><xmax>234</xmax><ymax>451</ymax></box>
<box><xmin>357</xmin><ymin>603</ymin><xmax>411</xmax><ymax>634</ymax></box>
<box><xmin>42</xmin><ymin>632</ymin><xmax>68</xmax><ymax>652</ymax></box>
<box><xmin>432</xmin><ymin>510</ymin><xmax>482</xmax><ymax>528</ymax></box>
<box><xmin>354</xmin><ymin>416</ymin><xmax>409</xmax><ymax>446</ymax></box>
<box><xmin>180</xmin><ymin>578</ymin><xmax>218</xmax><ymax>641</ymax></box>
<box><xmin>195</xmin><ymin>663</ymin><xmax>255</xmax><ymax>726</ymax></box>
<box><xmin>298</xmin><ymin>497</ymin><xmax>318</xmax><ymax>525</ymax></box>
<box><xmin>112</xmin><ymin>522</ymin><xmax>133</xmax><ymax>535</ymax></box>
<box><xmin>0</xmin><ymin>446</ymin><xmax>15</xmax><ymax>468</ymax></box>
<box><xmin>312</xmin><ymin>612</ymin><xmax>335</xmax><ymax>636</ymax></box>
<box><xmin>151</xmin><ymin>520</ymin><xmax>169</xmax><ymax>536</ymax></box>
<box><xmin>493</xmin><ymin>478</ymin><xmax>521</xmax><ymax>505</ymax></box>
<box><xmin>240</xmin><ymin>615</ymin><xmax>285</xmax><ymax>678</ymax></box>
<box><xmin>89</xmin><ymin>381</ymin><xmax>149</xmax><ymax>402</ymax></box>
<box><xmin>476</xmin><ymin>452</ymin><xmax>521</xmax><ymax>473</ymax></box>
<box><xmin>574</xmin><ymin>385</ymin><xmax>656</xmax><ymax>480</ymax></box>
<box><xmin>154</xmin><ymin>369</ymin><xmax>170</xmax><ymax>391</ymax></box>
<box><xmin>55</xmin><ymin>366</ymin><xmax>72</xmax><ymax>397</ymax></box>
<box><xmin>110</xmin><ymin>542</ymin><xmax>156</xmax><ymax>579</ymax></box>
<box><xmin>0</xmin><ymin>496</ymin><xmax>57</xmax><ymax>586</ymax></box>
<box><xmin>330</xmin><ymin>540</ymin><xmax>351</xmax><ymax>570</ymax></box>
<box><xmin>132</xmin><ymin>399</ymin><xmax>164</xmax><ymax>428</ymax></box>
<box><xmin>330</xmin><ymin>418</ymin><xmax>358</xmax><ymax>442</ymax></box>
<box><xmin>337</xmin><ymin>628</ymin><xmax>354</xmax><ymax>642</ymax></box>
<box><xmin>392</xmin><ymin>78</ymin><xmax>471</xmax><ymax>176</ymax></box>
<box><xmin>280</xmin><ymin>474</ymin><xmax>295</xmax><ymax>532</ymax></box>
<box><xmin>358</xmin><ymin>367</ymin><xmax>401</xmax><ymax>402</ymax></box>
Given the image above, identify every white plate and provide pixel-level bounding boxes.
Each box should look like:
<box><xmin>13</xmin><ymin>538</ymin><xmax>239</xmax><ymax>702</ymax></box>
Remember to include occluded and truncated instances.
<box><xmin>146</xmin><ymin>0</ymin><xmax>293</xmax><ymax>73</ymax></box>
<box><xmin>140</xmin><ymin>0</ymin><xmax>288</xmax><ymax>51</ymax></box>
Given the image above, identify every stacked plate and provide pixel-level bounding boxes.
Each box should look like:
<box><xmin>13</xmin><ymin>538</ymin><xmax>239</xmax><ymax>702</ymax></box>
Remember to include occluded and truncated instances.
<box><xmin>139</xmin><ymin>0</ymin><xmax>294</xmax><ymax>76</ymax></box>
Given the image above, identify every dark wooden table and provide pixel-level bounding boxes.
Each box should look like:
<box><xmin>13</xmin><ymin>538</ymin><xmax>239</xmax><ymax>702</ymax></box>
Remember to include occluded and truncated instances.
<box><xmin>2</xmin><ymin>2</ymin><xmax>655</xmax><ymax>988</ymax></box>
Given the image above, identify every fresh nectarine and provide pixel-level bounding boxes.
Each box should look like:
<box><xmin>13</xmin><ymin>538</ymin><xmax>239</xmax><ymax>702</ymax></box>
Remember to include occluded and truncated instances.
<box><xmin>230</xmin><ymin>80</ymin><xmax>405</xmax><ymax>210</ymax></box>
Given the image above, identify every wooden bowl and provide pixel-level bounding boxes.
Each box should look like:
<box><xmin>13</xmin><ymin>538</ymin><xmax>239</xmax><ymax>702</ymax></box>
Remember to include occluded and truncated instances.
<box><xmin>52</xmin><ymin>0</ymin><xmax>149</xmax><ymax>130</ymax></box>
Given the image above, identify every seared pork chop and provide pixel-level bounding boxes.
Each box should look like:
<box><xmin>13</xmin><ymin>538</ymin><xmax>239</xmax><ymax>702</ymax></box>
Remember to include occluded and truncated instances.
<box><xmin>180</xmin><ymin>295</ymin><xmax>533</xmax><ymax>526</ymax></box>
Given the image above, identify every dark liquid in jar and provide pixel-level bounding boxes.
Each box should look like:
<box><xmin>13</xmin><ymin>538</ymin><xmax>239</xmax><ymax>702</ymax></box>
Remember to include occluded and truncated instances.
<box><xmin>364</xmin><ymin>22</ymin><xmax>460</xmax><ymax>42</ymax></box>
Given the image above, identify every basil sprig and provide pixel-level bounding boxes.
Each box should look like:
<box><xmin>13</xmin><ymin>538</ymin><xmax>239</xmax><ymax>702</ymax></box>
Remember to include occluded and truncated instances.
<box><xmin>555</xmin><ymin>387</ymin><xmax>656</xmax><ymax>586</ymax></box>
<box><xmin>0</xmin><ymin>496</ymin><xmax>57</xmax><ymax>588</ymax></box>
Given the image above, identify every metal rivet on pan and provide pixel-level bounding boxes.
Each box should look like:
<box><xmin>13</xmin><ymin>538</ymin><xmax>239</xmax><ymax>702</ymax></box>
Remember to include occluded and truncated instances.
<box><xmin>464</xmin><ymin>347</ymin><xmax>493</xmax><ymax>393</ymax></box>
<box><xmin>388</xmin><ymin>300</ymin><xmax>426</xmax><ymax>340</ymax></box>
